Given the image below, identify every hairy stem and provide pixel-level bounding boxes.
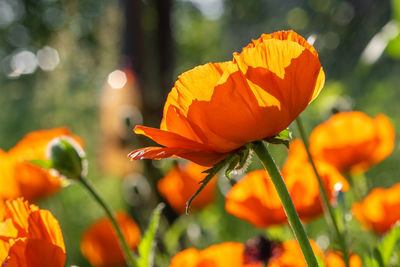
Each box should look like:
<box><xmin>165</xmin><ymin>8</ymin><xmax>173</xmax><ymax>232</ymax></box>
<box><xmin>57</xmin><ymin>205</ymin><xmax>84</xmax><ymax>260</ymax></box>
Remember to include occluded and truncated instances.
<box><xmin>296</xmin><ymin>117</ymin><xmax>349</xmax><ymax>267</ymax></box>
<box><xmin>251</xmin><ymin>140</ymin><xmax>319</xmax><ymax>267</ymax></box>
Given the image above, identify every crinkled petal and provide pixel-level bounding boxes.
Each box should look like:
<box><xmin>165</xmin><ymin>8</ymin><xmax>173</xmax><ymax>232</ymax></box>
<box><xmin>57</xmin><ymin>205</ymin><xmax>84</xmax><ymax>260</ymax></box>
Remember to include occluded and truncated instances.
<box><xmin>132</xmin><ymin>31</ymin><xmax>325</xmax><ymax>163</ymax></box>
<box><xmin>234</xmin><ymin>33</ymin><xmax>324</xmax><ymax>118</ymax></box>
<box><xmin>3</xmin><ymin>199</ymin><xmax>37</xmax><ymax>237</ymax></box>
<box><xmin>128</xmin><ymin>147</ymin><xmax>226</xmax><ymax>167</ymax></box>
<box><xmin>28</xmin><ymin>210</ymin><xmax>65</xmax><ymax>253</ymax></box>
<box><xmin>134</xmin><ymin>126</ymin><xmax>214</xmax><ymax>151</ymax></box>
<box><xmin>3</xmin><ymin>238</ymin><xmax>65</xmax><ymax>267</ymax></box>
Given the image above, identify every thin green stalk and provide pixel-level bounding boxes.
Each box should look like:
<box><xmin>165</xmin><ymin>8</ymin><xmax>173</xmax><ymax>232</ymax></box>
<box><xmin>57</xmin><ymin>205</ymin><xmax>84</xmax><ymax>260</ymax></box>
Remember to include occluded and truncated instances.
<box><xmin>78</xmin><ymin>176</ymin><xmax>137</xmax><ymax>267</ymax></box>
<box><xmin>296</xmin><ymin>117</ymin><xmax>349</xmax><ymax>267</ymax></box>
<box><xmin>347</xmin><ymin>175</ymin><xmax>363</xmax><ymax>201</ymax></box>
<box><xmin>347</xmin><ymin>172</ymin><xmax>367</xmax><ymax>201</ymax></box>
<box><xmin>250</xmin><ymin>140</ymin><xmax>319</xmax><ymax>267</ymax></box>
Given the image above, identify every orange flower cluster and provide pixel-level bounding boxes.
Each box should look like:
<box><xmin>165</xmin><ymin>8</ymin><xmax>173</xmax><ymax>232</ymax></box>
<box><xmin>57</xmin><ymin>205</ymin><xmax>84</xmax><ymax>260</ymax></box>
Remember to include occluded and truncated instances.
<box><xmin>269</xmin><ymin>240</ymin><xmax>361</xmax><ymax>267</ymax></box>
<box><xmin>225</xmin><ymin>139</ymin><xmax>348</xmax><ymax>227</ymax></box>
<box><xmin>0</xmin><ymin>198</ymin><xmax>66</xmax><ymax>267</ymax></box>
<box><xmin>267</xmin><ymin>239</ymin><xmax>323</xmax><ymax>267</ymax></box>
<box><xmin>309</xmin><ymin>111</ymin><xmax>395</xmax><ymax>175</ymax></box>
<box><xmin>0</xmin><ymin>127</ymin><xmax>83</xmax><ymax>202</ymax></box>
<box><xmin>325</xmin><ymin>251</ymin><xmax>362</xmax><ymax>267</ymax></box>
<box><xmin>158</xmin><ymin>162</ymin><xmax>217</xmax><ymax>213</ymax></box>
<box><xmin>129</xmin><ymin>30</ymin><xmax>325</xmax><ymax>166</ymax></box>
<box><xmin>169</xmin><ymin>239</ymin><xmax>359</xmax><ymax>267</ymax></box>
<box><xmin>80</xmin><ymin>211</ymin><xmax>141</xmax><ymax>267</ymax></box>
<box><xmin>352</xmin><ymin>183</ymin><xmax>400</xmax><ymax>234</ymax></box>
<box><xmin>169</xmin><ymin>242</ymin><xmax>263</xmax><ymax>267</ymax></box>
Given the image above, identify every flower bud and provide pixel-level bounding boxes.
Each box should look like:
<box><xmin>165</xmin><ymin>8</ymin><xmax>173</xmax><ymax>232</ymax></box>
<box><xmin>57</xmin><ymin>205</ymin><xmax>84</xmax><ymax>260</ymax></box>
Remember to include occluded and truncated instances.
<box><xmin>46</xmin><ymin>137</ymin><xmax>87</xmax><ymax>179</ymax></box>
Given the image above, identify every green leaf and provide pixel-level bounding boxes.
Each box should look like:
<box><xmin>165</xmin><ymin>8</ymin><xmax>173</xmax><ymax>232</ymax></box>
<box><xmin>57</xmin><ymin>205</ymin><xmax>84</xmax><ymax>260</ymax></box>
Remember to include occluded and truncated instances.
<box><xmin>316</xmin><ymin>255</ymin><xmax>326</xmax><ymax>267</ymax></box>
<box><xmin>392</xmin><ymin>0</ymin><xmax>400</xmax><ymax>21</ymax></box>
<box><xmin>137</xmin><ymin>203</ymin><xmax>165</xmax><ymax>267</ymax></box>
<box><xmin>186</xmin><ymin>145</ymin><xmax>255</xmax><ymax>212</ymax></box>
<box><xmin>264</xmin><ymin>128</ymin><xmax>292</xmax><ymax>148</ymax></box>
<box><xmin>274</xmin><ymin>129</ymin><xmax>292</xmax><ymax>140</ymax></box>
<box><xmin>373</xmin><ymin>247</ymin><xmax>385</xmax><ymax>267</ymax></box>
<box><xmin>186</xmin><ymin>157</ymin><xmax>229</xmax><ymax>214</ymax></box>
<box><xmin>387</xmin><ymin>33</ymin><xmax>400</xmax><ymax>59</ymax></box>
<box><xmin>225</xmin><ymin>154</ymin><xmax>240</xmax><ymax>178</ymax></box>
<box><xmin>163</xmin><ymin>216</ymin><xmax>187</xmax><ymax>255</ymax></box>
<box><xmin>29</xmin><ymin>159</ymin><xmax>54</xmax><ymax>169</ymax></box>
<box><xmin>378</xmin><ymin>225</ymin><xmax>400</xmax><ymax>265</ymax></box>
<box><xmin>364</xmin><ymin>255</ymin><xmax>380</xmax><ymax>267</ymax></box>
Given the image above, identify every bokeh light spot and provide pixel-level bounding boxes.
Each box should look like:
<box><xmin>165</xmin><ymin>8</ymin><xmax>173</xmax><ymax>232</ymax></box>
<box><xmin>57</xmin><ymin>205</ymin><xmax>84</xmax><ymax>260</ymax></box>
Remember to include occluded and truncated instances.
<box><xmin>6</xmin><ymin>24</ymin><xmax>30</xmax><ymax>47</ymax></box>
<box><xmin>0</xmin><ymin>1</ymin><xmax>15</xmax><ymax>27</ymax></box>
<box><xmin>287</xmin><ymin>8</ymin><xmax>309</xmax><ymax>30</ymax></box>
<box><xmin>37</xmin><ymin>46</ymin><xmax>60</xmax><ymax>71</ymax></box>
<box><xmin>9</xmin><ymin>50</ymin><xmax>37</xmax><ymax>77</ymax></box>
<box><xmin>107</xmin><ymin>69</ymin><xmax>128</xmax><ymax>89</ymax></box>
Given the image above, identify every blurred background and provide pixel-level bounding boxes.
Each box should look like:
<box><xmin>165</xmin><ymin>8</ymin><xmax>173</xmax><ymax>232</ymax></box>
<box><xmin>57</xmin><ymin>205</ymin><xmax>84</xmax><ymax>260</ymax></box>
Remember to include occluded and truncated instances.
<box><xmin>0</xmin><ymin>0</ymin><xmax>399</xmax><ymax>266</ymax></box>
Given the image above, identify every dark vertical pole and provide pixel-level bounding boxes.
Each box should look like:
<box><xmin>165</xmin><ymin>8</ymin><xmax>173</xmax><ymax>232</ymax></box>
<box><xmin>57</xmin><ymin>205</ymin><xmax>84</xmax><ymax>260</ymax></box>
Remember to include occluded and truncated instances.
<box><xmin>121</xmin><ymin>0</ymin><xmax>179</xmax><ymax>226</ymax></box>
<box><xmin>122</xmin><ymin>0</ymin><xmax>143</xmax><ymax>78</ymax></box>
<box><xmin>156</xmin><ymin>0</ymin><xmax>174</xmax><ymax>98</ymax></box>
<box><xmin>154</xmin><ymin>0</ymin><xmax>179</xmax><ymax>225</ymax></box>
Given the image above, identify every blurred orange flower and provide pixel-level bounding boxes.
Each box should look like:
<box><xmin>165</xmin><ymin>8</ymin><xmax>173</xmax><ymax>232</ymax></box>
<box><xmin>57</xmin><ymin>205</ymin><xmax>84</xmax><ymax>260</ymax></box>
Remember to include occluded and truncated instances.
<box><xmin>158</xmin><ymin>162</ymin><xmax>217</xmax><ymax>213</ymax></box>
<box><xmin>80</xmin><ymin>211</ymin><xmax>141</xmax><ymax>267</ymax></box>
<box><xmin>0</xmin><ymin>198</ymin><xmax>66</xmax><ymax>267</ymax></box>
<box><xmin>325</xmin><ymin>251</ymin><xmax>362</xmax><ymax>267</ymax></box>
<box><xmin>170</xmin><ymin>242</ymin><xmax>263</xmax><ymax>267</ymax></box>
<box><xmin>170</xmin><ymin>239</ymin><xmax>361</xmax><ymax>267</ymax></box>
<box><xmin>225</xmin><ymin>140</ymin><xmax>348</xmax><ymax>227</ymax></box>
<box><xmin>0</xmin><ymin>127</ymin><xmax>83</xmax><ymax>202</ymax></box>
<box><xmin>129</xmin><ymin>30</ymin><xmax>324</xmax><ymax>166</ymax></box>
<box><xmin>267</xmin><ymin>239</ymin><xmax>323</xmax><ymax>267</ymax></box>
<box><xmin>352</xmin><ymin>183</ymin><xmax>400</xmax><ymax>234</ymax></box>
<box><xmin>309</xmin><ymin>111</ymin><xmax>395</xmax><ymax>174</ymax></box>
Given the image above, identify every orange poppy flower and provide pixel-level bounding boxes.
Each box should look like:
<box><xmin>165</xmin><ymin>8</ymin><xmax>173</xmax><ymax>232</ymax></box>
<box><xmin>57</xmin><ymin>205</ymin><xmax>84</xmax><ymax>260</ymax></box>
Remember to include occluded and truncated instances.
<box><xmin>225</xmin><ymin>140</ymin><xmax>348</xmax><ymax>227</ymax></box>
<box><xmin>0</xmin><ymin>198</ymin><xmax>66</xmax><ymax>267</ymax></box>
<box><xmin>325</xmin><ymin>251</ymin><xmax>362</xmax><ymax>267</ymax></box>
<box><xmin>169</xmin><ymin>242</ymin><xmax>263</xmax><ymax>267</ymax></box>
<box><xmin>0</xmin><ymin>149</ymin><xmax>20</xmax><ymax>200</ymax></box>
<box><xmin>0</xmin><ymin>127</ymin><xmax>83</xmax><ymax>202</ymax></box>
<box><xmin>352</xmin><ymin>183</ymin><xmax>400</xmax><ymax>234</ymax></box>
<box><xmin>309</xmin><ymin>111</ymin><xmax>395</xmax><ymax>175</ymax></box>
<box><xmin>129</xmin><ymin>30</ymin><xmax>325</xmax><ymax>166</ymax></box>
<box><xmin>283</xmin><ymin>139</ymin><xmax>349</xmax><ymax>203</ymax></box>
<box><xmin>80</xmin><ymin>211</ymin><xmax>141</xmax><ymax>267</ymax></box>
<box><xmin>158</xmin><ymin>162</ymin><xmax>217</xmax><ymax>213</ymax></box>
<box><xmin>267</xmin><ymin>239</ymin><xmax>323</xmax><ymax>267</ymax></box>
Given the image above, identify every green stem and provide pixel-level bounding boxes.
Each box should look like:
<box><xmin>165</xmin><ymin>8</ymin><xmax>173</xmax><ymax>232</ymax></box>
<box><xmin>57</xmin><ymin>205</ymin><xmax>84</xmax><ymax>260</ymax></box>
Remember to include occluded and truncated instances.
<box><xmin>250</xmin><ymin>140</ymin><xmax>319</xmax><ymax>267</ymax></box>
<box><xmin>296</xmin><ymin>117</ymin><xmax>349</xmax><ymax>267</ymax></box>
<box><xmin>347</xmin><ymin>175</ymin><xmax>362</xmax><ymax>201</ymax></box>
<box><xmin>347</xmin><ymin>172</ymin><xmax>367</xmax><ymax>201</ymax></box>
<box><xmin>78</xmin><ymin>176</ymin><xmax>137</xmax><ymax>267</ymax></box>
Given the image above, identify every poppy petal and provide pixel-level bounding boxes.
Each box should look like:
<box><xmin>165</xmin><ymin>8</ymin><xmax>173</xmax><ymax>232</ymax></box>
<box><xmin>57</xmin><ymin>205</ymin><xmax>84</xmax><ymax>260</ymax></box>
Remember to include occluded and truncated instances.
<box><xmin>310</xmin><ymin>112</ymin><xmax>395</xmax><ymax>174</ymax></box>
<box><xmin>128</xmin><ymin>146</ymin><xmax>226</xmax><ymax>166</ymax></box>
<box><xmin>158</xmin><ymin>163</ymin><xmax>216</xmax><ymax>213</ymax></box>
<box><xmin>3</xmin><ymin>238</ymin><xmax>65</xmax><ymax>267</ymax></box>
<box><xmin>234</xmin><ymin>34</ymin><xmax>324</xmax><ymax>117</ymax></box>
<box><xmin>371</xmin><ymin>114</ymin><xmax>395</xmax><ymax>163</ymax></box>
<box><xmin>80</xmin><ymin>212</ymin><xmax>141</xmax><ymax>267</ymax></box>
<box><xmin>0</xmin><ymin>199</ymin><xmax>65</xmax><ymax>267</ymax></box>
<box><xmin>134</xmin><ymin>125</ymin><xmax>213</xmax><ymax>150</ymax></box>
<box><xmin>28</xmin><ymin>210</ymin><xmax>65</xmax><ymax>253</ymax></box>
